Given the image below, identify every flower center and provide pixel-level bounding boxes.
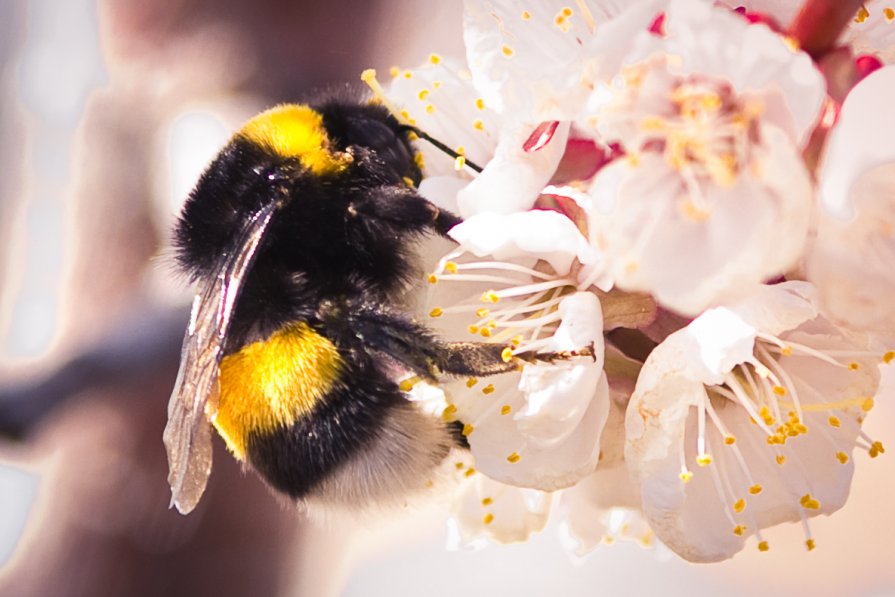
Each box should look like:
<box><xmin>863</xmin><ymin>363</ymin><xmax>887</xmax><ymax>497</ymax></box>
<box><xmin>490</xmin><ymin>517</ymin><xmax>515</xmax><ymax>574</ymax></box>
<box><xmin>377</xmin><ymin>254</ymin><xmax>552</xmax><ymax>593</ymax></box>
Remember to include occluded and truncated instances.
<box><xmin>427</xmin><ymin>252</ymin><xmax>577</xmax><ymax>353</ymax></box>
<box><xmin>600</xmin><ymin>57</ymin><xmax>763</xmax><ymax>195</ymax></box>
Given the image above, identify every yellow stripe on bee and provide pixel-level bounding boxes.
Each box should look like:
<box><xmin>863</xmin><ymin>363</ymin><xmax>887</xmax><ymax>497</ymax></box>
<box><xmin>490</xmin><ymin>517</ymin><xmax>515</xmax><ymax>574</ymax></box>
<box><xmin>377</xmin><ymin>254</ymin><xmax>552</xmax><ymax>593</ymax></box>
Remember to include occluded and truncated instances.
<box><xmin>214</xmin><ymin>322</ymin><xmax>343</xmax><ymax>460</ymax></box>
<box><xmin>238</xmin><ymin>104</ymin><xmax>350</xmax><ymax>175</ymax></box>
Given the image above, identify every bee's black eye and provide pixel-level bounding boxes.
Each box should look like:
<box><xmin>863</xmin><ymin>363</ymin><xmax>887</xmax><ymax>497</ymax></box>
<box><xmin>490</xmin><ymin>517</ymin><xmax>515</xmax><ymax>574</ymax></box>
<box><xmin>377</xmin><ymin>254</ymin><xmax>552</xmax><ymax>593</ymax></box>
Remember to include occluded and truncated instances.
<box><xmin>317</xmin><ymin>102</ymin><xmax>420</xmax><ymax>183</ymax></box>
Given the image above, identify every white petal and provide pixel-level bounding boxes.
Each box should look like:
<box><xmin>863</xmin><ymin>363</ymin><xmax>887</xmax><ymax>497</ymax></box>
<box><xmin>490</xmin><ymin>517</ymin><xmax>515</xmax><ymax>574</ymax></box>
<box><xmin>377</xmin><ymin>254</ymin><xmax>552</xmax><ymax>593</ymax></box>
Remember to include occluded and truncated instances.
<box><xmin>843</xmin><ymin>1</ymin><xmax>895</xmax><ymax>64</ymax></box>
<box><xmin>817</xmin><ymin>65</ymin><xmax>895</xmax><ymax>220</ymax></box>
<box><xmin>661</xmin><ymin>0</ymin><xmax>824</xmax><ymax>145</ymax></box>
<box><xmin>809</xmin><ymin>66</ymin><xmax>895</xmax><ymax>331</ymax></box>
<box><xmin>418</xmin><ymin>175</ymin><xmax>466</xmax><ymax>215</ymax></box>
<box><xmin>448</xmin><ymin>208</ymin><xmax>593</xmax><ymax>275</ymax></box>
<box><xmin>516</xmin><ymin>293</ymin><xmax>605</xmax><ymax>446</ymax></box>
<box><xmin>590</xmin><ymin>125</ymin><xmax>812</xmax><ymax>315</ymax></box>
<box><xmin>387</xmin><ymin>57</ymin><xmax>498</xmax><ymax>178</ymax></box>
<box><xmin>463</xmin><ymin>0</ymin><xmax>592</xmax><ymax>123</ymax></box>
<box><xmin>461</xmin><ymin>372</ymin><xmax>610</xmax><ymax>490</ymax></box>
<box><xmin>457</xmin><ymin>121</ymin><xmax>570</xmax><ymax>215</ymax></box>
<box><xmin>449</xmin><ymin>473</ymin><xmax>553</xmax><ymax>546</ymax></box>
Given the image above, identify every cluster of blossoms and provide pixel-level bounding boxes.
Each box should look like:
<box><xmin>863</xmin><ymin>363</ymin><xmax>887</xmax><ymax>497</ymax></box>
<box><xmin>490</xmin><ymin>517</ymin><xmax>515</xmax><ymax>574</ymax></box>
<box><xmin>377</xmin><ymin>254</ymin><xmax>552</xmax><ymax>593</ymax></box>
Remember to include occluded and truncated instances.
<box><xmin>371</xmin><ymin>0</ymin><xmax>895</xmax><ymax>562</ymax></box>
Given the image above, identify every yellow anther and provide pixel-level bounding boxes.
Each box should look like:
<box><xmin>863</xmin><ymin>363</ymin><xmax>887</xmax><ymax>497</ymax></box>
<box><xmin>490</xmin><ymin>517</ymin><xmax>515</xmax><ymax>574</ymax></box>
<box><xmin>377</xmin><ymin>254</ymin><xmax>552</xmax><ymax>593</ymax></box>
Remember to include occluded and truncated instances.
<box><xmin>855</xmin><ymin>6</ymin><xmax>870</xmax><ymax>23</ymax></box>
<box><xmin>402</xmin><ymin>176</ymin><xmax>415</xmax><ymax>187</ymax></box>
<box><xmin>806</xmin><ymin>539</ymin><xmax>816</xmax><ymax>551</ymax></box>
<box><xmin>482</xmin><ymin>497</ymin><xmax>493</xmax><ymax>506</ymax></box>
<box><xmin>433</xmin><ymin>81</ymin><xmax>442</xmax><ymax>89</ymax></box>
<box><xmin>521</xmin><ymin>10</ymin><xmax>532</xmax><ymax>20</ymax></box>
<box><xmin>473</xmin><ymin>119</ymin><xmax>485</xmax><ymax>131</ymax></box>
<box><xmin>883</xmin><ymin>351</ymin><xmax>895</xmax><ymax>364</ymax></box>
<box><xmin>828</xmin><ymin>416</ymin><xmax>841</xmax><ymax>428</ymax></box>
<box><xmin>886</xmin><ymin>7</ymin><xmax>895</xmax><ymax>21</ymax></box>
<box><xmin>482</xmin><ymin>384</ymin><xmax>495</xmax><ymax>395</ymax></box>
<box><xmin>511</xmin><ymin>335</ymin><xmax>523</xmax><ymax>347</ymax></box>
<box><xmin>506</xmin><ymin>452</ymin><xmax>521</xmax><ymax>463</ymax></box>
<box><xmin>640</xmin><ymin>116</ymin><xmax>666</xmax><ymax>131</ymax></box>
<box><xmin>776</xmin><ymin>455</ymin><xmax>786</xmax><ymax>465</ymax></box>
<box><xmin>679</xmin><ymin>471</ymin><xmax>693</xmax><ymax>483</ymax></box>
<box><xmin>870</xmin><ymin>441</ymin><xmax>886</xmax><ymax>458</ymax></box>
<box><xmin>481</xmin><ymin>290</ymin><xmax>501</xmax><ymax>303</ymax></box>
<box><xmin>468</xmin><ymin>325</ymin><xmax>480</xmax><ymax>335</ymax></box>
<box><xmin>724</xmin><ymin>435</ymin><xmax>736</xmax><ymax>445</ymax></box>
<box><xmin>836</xmin><ymin>451</ymin><xmax>849</xmax><ymax>464</ymax></box>
<box><xmin>758</xmin><ymin>541</ymin><xmax>770</xmax><ymax>552</ymax></box>
<box><xmin>429</xmin><ymin>307</ymin><xmax>444</xmax><ymax>318</ymax></box>
<box><xmin>403</xmin><ymin>70</ymin><xmax>413</xmax><ymax>79</ymax></box>
<box><xmin>848</xmin><ymin>362</ymin><xmax>860</xmax><ymax>371</ymax></box>
<box><xmin>749</xmin><ymin>484</ymin><xmax>763</xmax><ymax>495</ymax></box>
<box><xmin>388</xmin><ymin>66</ymin><xmax>400</xmax><ymax>78</ymax></box>
<box><xmin>562</xmin><ymin>7</ymin><xmax>573</xmax><ymax>16</ymax></box>
<box><xmin>418</xmin><ymin>89</ymin><xmax>430</xmax><ymax>101</ymax></box>
<box><xmin>733</xmin><ymin>499</ymin><xmax>746</xmax><ymax>513</ymax></box>
<box><xmin>454</xmin><ymin>156</ymin><xmax>467</xmax><ymax>170</ymax></box>
<box><xmin>773</xmin><ymin>385</ymin><xmax>787</xmax><ymax>396</ymax></box>
<box><xmin>697</xmin><ymin>454</ymin><xmax>713</xmax><ymax>467</ymax></box>
<box><xmin>455</xmin><ymin>461</ymin><xmax>465</xmax><ymax>470</ymax></box>
<box><xmin>475</xmin><ymin>97</ymin><xmax>486</xmax><ymax>111</ymax></box>
<box><xmin>863</xmin><ymin>398</ymin><xmax>875</xmax><ymax>412</ymax></box>
<box><xmin>501</xmin><ymin>347</ymin><xmax>514</xmax><ymax>363</ymax></box>
<box><xmin>501</xmin><ymin>44</ymin><xmax>514</xmax><ymax>57</ymax></box>
<box><xmin>427</xmin><ymin>273</ymin><xmax>438</xmax><ymax>284</ymax></box>
<box><xmin>399</xmin><ymin>378</ymin><xmax>418</xmax><ymax>392</ymax></box>
<box><xmin>475</xmin><ymin>308</ymin><xmax>490</xmax><ymax>318</ymax></box>
<box><xmin>442</xmin><ymin>404</ymin><xmax>458</xmax><ymax>420</ymax></box>
<box><xmin>733</xmin><ymin>525</ymin><xmax>747</xmax><ymax>536</ymax></box>
<box><xmin>800</xmin><ymin>494</ymin><xmax>821</xmax><ymax>510</ymax></box>
<box><xmin>500</xmin><ymin>404</ymin><xmax>512</xmax><ymax>415</ymax></box>
<box><xmin>480</xmin><ymin>327</ymin><xmax>492</xmax><ymax>338</ymax></box>
<box><xmin>759</xmin><ymin>405</ymin><xmax>775</xmax><ymax>426</ymax></box>
<box><xmin>781</xmin><ymin>345</ymin><xmax>793</xmax><ymax>356</ymax></box>
<box><xmin>444</xmin><ymin>261</ymin><xmax>458</xmax><ymax>274</ymax></box>
<box><xmin>465</xmin><ymin>467</ymin><xmax>476</xmax><ymax>477</ymax></box>
<box><xmin>425</xmin><ymin>103</ymin><xmax>436</xmax><ymax>115</ymax></box>
<box><xmin>462</xmin><ymin>423</ymin><xmax>474</xmax><ymax>437</ymax></box>
<box><xmin>429</xmin><ymin>53</ymin><xmax>442</xmax><ymax>64</ymax></box>
<box><xmin>466</xmin><ymin>377</ymin><xmax>478</xmax><ymax>388</ymax></box>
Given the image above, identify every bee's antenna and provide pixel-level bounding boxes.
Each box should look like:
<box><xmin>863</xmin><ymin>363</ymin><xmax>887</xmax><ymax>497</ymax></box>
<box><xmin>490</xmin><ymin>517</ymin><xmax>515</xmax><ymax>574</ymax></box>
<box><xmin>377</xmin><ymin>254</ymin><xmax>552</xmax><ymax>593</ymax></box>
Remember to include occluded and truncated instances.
<box><xmin>399</xmin><ymin>125</ymin><xmax>484</xmax><ymax>174</ymax></box>
<box><xmin>360</xmin><ymin>69</ymin><xmax>484</xmax><ymax>174</ymax></box>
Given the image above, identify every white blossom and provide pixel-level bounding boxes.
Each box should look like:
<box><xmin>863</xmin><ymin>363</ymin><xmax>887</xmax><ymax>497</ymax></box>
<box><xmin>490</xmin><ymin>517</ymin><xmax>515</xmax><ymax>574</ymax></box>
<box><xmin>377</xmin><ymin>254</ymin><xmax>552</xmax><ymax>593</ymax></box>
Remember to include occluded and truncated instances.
<box><xmin>625</xmin><ymin>282</ymin><xmax>886</xmax><ymax>561</ymax></box>
<box><xmin>808</xmin><ymin>65</ymin><xmax>895</xmax><ymax>334</ymax></box>
<box><xmin>585</xmin><ymin>0</ymin><xmax>821</xmax><ymax>315</ymax></box>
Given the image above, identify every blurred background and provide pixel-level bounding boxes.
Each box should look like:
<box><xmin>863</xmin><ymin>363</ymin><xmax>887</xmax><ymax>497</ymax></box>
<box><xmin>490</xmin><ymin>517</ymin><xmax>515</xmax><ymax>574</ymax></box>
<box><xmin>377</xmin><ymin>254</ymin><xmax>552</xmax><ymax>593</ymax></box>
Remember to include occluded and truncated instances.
<box><xmin>0</xmin><ymin>0</ymin><xmax>893</xmax><ymax>595</ymax></box>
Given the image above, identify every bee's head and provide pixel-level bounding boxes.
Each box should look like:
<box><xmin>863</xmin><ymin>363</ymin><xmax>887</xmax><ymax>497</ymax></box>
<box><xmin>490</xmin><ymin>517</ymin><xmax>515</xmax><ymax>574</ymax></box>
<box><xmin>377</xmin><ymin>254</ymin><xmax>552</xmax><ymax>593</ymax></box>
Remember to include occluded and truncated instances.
<box><xmin>313</xmin><ymin>99</ymin><xmax>422</xmax><ymax>186</ymax></box>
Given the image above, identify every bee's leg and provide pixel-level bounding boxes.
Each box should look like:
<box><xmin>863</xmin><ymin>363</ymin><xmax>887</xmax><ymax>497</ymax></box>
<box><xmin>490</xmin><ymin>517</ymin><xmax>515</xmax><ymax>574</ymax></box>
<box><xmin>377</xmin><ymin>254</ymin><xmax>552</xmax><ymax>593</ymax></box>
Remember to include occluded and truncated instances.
<box><xmin>339</xmin><ymin>307</ymin><xmax>592</xmax><ymax>381</ymax></box>
<box><xmin>354</xmin><ymin>185</ymin><xmax>462</xmax><ymax>238</ymax></box>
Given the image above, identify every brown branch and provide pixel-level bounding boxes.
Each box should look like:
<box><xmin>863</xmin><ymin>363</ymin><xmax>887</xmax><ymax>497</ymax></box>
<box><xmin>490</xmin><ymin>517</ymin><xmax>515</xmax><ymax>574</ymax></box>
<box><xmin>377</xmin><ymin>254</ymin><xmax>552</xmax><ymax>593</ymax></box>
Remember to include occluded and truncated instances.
<box><xmin>788</xmin><ymin>0</ymin><xmax>866</xmax><ymax>59</ymax></box>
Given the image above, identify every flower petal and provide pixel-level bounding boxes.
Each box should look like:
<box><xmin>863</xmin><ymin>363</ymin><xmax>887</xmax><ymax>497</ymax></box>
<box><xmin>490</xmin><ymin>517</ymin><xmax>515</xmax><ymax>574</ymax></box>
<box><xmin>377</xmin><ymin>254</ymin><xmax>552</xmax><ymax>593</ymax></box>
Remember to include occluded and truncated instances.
<box><xmin>457</xmin><ymin>121</ymin><xmax>570</xmax><ymax>215</ymax></box>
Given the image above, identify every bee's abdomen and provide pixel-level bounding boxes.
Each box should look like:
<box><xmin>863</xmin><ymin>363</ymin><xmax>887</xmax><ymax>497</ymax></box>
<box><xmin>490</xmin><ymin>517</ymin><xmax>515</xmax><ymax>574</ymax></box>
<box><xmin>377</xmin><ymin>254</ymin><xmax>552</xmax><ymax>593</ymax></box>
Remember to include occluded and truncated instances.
<box><xmin>246</xmin><ymin>367</ymin><xmax>453</xmax><ymax>505</ymax></box>
<box><xmin>213</xmin><ymin>322</ymin><xmax>343</xmax><ymax>460</ymax></box>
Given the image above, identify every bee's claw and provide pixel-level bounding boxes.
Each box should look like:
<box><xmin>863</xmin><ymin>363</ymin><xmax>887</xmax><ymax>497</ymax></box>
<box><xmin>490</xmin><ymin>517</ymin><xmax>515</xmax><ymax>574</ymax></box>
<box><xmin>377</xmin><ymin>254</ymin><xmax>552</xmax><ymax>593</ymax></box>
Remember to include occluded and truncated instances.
<box><xmin>513</xmin><ymin>342</ymin><xmax>596</xmax><ymax>365</ymax></box>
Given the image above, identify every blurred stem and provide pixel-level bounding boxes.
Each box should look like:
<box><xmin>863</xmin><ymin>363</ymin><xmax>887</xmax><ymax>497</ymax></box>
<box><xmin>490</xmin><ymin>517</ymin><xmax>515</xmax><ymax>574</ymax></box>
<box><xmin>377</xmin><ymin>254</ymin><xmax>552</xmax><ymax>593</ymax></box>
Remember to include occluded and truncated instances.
<box><xmin>788</xmin><ymin>0</ymin><xmax>864</xmax><ymax>59</ymax></box>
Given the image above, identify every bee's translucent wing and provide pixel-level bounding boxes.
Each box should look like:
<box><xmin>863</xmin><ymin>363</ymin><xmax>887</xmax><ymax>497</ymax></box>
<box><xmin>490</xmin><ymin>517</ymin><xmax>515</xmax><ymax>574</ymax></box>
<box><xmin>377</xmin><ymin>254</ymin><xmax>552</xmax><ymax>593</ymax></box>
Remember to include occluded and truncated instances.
<box><xmin>163</xmin><ymin>199</ymin><xmax>279</xmax><ymax>514</ymax></box>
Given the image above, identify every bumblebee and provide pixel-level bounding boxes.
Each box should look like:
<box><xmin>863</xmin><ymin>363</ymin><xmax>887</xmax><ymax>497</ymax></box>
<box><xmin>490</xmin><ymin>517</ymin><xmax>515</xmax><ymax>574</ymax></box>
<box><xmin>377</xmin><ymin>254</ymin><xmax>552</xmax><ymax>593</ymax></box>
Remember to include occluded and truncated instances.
<box><xmin>164</xmin><ymin>97</ymin><xmax>587</xmax><ymax>514</ymax></box>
